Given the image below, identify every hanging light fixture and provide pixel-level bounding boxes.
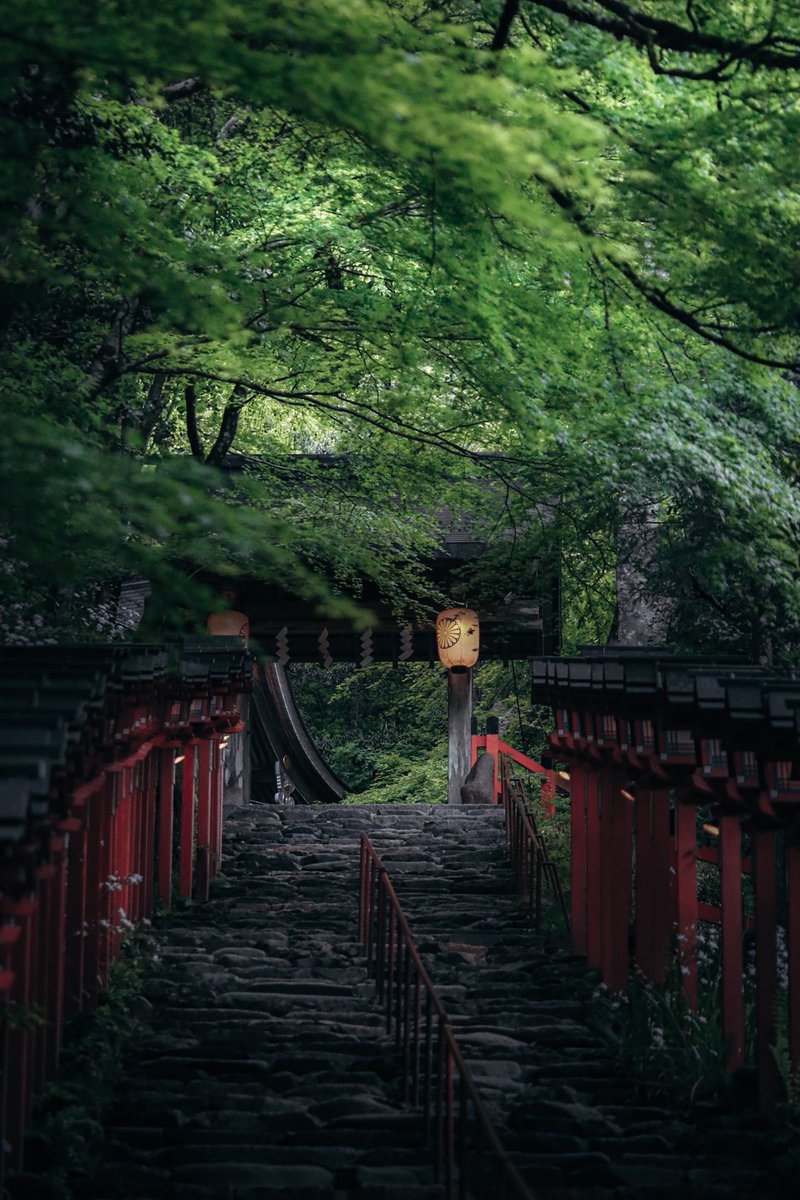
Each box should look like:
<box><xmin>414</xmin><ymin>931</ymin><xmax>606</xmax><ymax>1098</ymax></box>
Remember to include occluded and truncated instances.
<box><xmin>207</xmin><ymin>610</ymin><xmax>249</xmax><ymax>642</ymax></box>
<box><xmin>435</xmin><ymin>607</ymin><xmax>480</xmax><ymax>672</ymax></box>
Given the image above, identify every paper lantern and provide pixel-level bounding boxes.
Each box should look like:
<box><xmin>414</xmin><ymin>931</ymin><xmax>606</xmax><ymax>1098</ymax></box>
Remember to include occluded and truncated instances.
<box><xmin>207</xmin><ymin>610</ymin><xmax>249</xmax><ymax>642</ymax></box>
<box><xmin>435</xmin><ymin>607</ymin><xmax>479</xmax><ymax>671</ymax></box>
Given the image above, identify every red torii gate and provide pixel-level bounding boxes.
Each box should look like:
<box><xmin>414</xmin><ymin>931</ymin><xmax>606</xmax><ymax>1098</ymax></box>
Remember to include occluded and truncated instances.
<box><xmin>532</xmin><ymin>650</ymin><xmax>800</xmax><ymax>1114</ymax></box>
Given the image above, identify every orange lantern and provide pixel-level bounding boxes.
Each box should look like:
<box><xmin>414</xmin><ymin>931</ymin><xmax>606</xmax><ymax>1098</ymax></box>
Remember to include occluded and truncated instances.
<box><xmin>435</xmin><ymin>607</ymin><xmax>479</xmax><ymax>671</ymax></box>
<box><xmin>207</xmin><ymin>610</ymin><xmax>249</xmax><ymax>643</ymax></box>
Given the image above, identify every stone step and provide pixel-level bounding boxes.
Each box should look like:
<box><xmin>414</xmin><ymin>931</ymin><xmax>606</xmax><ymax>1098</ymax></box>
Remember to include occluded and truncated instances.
<box><xmin>60</xmin><ymin>801</ymin><xmax>790</xmax><ymax>1200</ymax></box>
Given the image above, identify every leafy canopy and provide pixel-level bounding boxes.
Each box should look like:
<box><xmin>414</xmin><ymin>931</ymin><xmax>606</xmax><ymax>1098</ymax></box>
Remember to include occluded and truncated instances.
<box><xmin>1</xmin><ymin>1</ymin><xmax>798</xmax><ymax>658</ymax></box>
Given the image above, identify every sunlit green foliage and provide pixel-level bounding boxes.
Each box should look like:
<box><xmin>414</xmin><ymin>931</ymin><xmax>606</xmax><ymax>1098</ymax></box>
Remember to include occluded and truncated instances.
<box><xmin>2</xmin><ymin>2</ymin><xmax>798</xmax><ymax>657</ymax></box>
<box><xmin>290</xmin><ymin>658</ymin><xmax>547</xmax><ymax>802</ymax></box>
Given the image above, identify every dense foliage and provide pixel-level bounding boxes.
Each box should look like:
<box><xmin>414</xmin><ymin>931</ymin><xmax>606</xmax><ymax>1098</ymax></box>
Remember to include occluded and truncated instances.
<box><xmin>2</xmin><ymin>2</ymin><xmax>798</xmax><ymax>657</ymax></box>
<box><xmin>290</xmin><ymin>658</ymin><xmax>547</xmax><ymax>801</ymax></box>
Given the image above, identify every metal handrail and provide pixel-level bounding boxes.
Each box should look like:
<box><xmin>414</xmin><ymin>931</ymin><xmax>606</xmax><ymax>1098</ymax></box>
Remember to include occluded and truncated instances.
<box><xmin>358</xmin><ymin>835</ymin><xmax>534</xmax><ymax>1200</ymax></box>
<box><xmin>502</xmin><ymin>760</ymin><xmax>570</xmax><ymax>934</ymax></box>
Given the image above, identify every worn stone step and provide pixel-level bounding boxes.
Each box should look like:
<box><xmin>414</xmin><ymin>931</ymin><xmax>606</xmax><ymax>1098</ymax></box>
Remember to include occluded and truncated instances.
<box><xmin>65</xmin><ymin>801</ymin><xmax>789</xmax><ymax>1200</ymax></box>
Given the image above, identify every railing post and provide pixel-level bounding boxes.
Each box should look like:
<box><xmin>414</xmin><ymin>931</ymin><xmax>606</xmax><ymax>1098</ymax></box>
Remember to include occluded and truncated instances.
<box><xmin>196</xmin><ymin>739</ymin><xmax>212</xmax><ymax>902</ymax></box>
<box><xmin>719</xmin><ymin>812</ymin><xmax>744</xmax><ymax>1067</ymax></box>
<box><xmin>585</xmin><ymin>766</ymin><xmax>603</xmax><ymax>969</ymax></box>
<box><xmin>674</xmin><ymin>792</ymin><xmax>698</xmax><ymax>1008</ymax></box>
<box><xmin>753</xmin><ymin>825</ymin><xmax>781</xmax><ymax>1112</ymax></box>
<box><xmin>142</xmin><ymin>751</ymin><xmax>157</xmax><ymax>919</ymax></box>
<box><xmin>787</xmin><ymin>837</ymin><xmax>800</xmax><ymax>1078</ymax></box>
<box><xmin>570</xmin><ymin>762</ymin><xmax>588</xmax><ymax>954</ymax></box>
<box><xmin>604</xmin><ymin>777</ymin><xmax>632</xmax><ymax>993</ymax></box>
<box><xmin>158</xmin><ymin>749</ymin><xmax>175</xmax><ymax>907</ymax></box>
<box><xmin>178</xmin><ymin>745</ymin><xmax>197</xmax><ymax>899</ymax></box>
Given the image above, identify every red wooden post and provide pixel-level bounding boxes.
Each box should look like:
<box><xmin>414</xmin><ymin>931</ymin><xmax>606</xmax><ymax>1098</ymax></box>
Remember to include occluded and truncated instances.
<box><xmin>485</xmin><ymin>730</ymin><xmax>500</xmax><ymax>803</ymax></box>
<box><xmin>97</xmin><ymin>775</ymin><xmax>116</xmax><ymax>983</ymax></box>
<box><xmin>142</xmin><ymin>750</ymin><xmax>157</xmax><ymax>919</ymax></box>
<box><xmin>607</xmin><ymin>780</ymin><xmax>633</xmax><ymax>993</ymax></box>
<box><xmin>787</xmin><ymin>839</ymin><xmax>800</xmax><ymax>1077</ymax></box>
<box><xmin>33</xmin><ymin>861</ymin><xmax>55</xmax><ymax>1091</ymax></box>
<box><xmin>128</xmin><ymin>764</ymin><xmax>140</xmax><ymax>923</ymax></box>
<box><xmin>649</xmin><ymin>789</ymin><xmax>675</xmax><ymax>986</ymax></box>
<box><xmin>570</xmin><ymin>762</ymin><xmax>588</xmax><ymax>954</ymax></box>
<box><xmin>585</xmin><ymin>766</ymin><xmax>602</xmax><ymax>969</ymax></box>
<box><xmin>45</xmin><ymin>836</ymin><xmax>68</xmax><ymax>1077</ymax></box>
<box><xmin>210</xmin><ymin>740</ymin><xmax>223</xmax><ymax>879</ymax></box>
<box><xmin>719</xmin><ymin>813</ymin><xmax>744</xmax><ymax>1067</ymax></box>
<box><xmin>82</xmin><ymin>784</ymin><xmax>105</xmax><ymax>1006</ymax></box>
<box><xmin>178</xmin><ymin>745</ymin><xmax>196</xmax><ymax>899</ymax></box>
<box><xmin>753</xmin><ymin>826</ymin><xmax>781</xmax><ymax>1113</ymax></box>
<box><xmin>5</xmin><ymin>897</ymin><xmax>36</xmax><ymax>1168</ymax></box>
<box><xmin>158</xmin><ymin>749</ymin><xmax>175</xmax><ymax>907</ymax></box>
<box><xmin>64</xmin><ymin>821</ymin><xmax>88</xmax><ymax>1015</ymax></box>
<box><xmin>0</xmin><ymin>922</ymin><xmax>20</xmax><ymax>1172</ymax></box>
<box><xmin>112</xmin><ymin>770</ymin><xmax>130</xmax><ymax>958</ymax></box>
<box><xmin>599</xmin><ymin>771</ymin><xmax>613</xmax><ymax>985</ymax></box>
<box><xmin>635</xmin><ymin>788</ymin><xmax>654</xmax><ymax>979</ymax></box>
<box><xmin>196</xmin><ymin>740</ymin><xmax>212</xmax><ymax>902</ymax></box>
<box><xmin>674</xmin><ymin>795</ymin><xmax>698</xmax><ymax>1009</ymax></box>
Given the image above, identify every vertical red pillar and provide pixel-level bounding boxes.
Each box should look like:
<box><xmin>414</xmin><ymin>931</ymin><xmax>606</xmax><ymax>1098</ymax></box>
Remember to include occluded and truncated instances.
<box><xmin>64</xmin><ymin>819</ymin><xmax>88</xmax><ymax>1015</ymax></box>
<box><xmin>179</xmin><ymin>745</ymin><xmax>196</xmax><ymax>899</ymax></box>
<box><xmin>585</xmin><ymin>766</ymin><xmax>603</xmax><ymax>970</ymax></box>
<box><xmin>570</xmin><ymin>762</ymin><xmax>588</xmax><ymax>955</ymax></box>
<box><xmin>600</xmin><ymin>771</ymin><xmax>613</xmax><ymax>984</ymax></box>
<box><xmin>753</xmin><ymin>826</ymin><xmax>781</xmax><ymax>1113</ymax></box>
<box><xmin>606</xmin><ymin>780</ymin><xmax>633</xmax><ymax>993</ymax></box>
<box><xmin>111</xmin><ymin>769</ymin><xmax>129</xmax><ymax>959</ymax></box>
<box><xmin>787</xmin><ymin>839</ymin><xmax>800</xmax><ymax>1077</ymax></box>
<box><xmin>142</xmin><ymin>751</ymin><xmax>157</xmax><ymax>919</ymax></box>
<box><xmin>5</xmin><ymin>898</ymin><xmax>36</xmax><ymax>1168</ymax></box>
<box><xmin>0</xmin><ymin>922</ymin><xmax>20</xmax><ymax>1173</ymax></box>
<box><xmin>635</xmin><ymin>788</ymin><xmax>654</xmax><ymax>978</ymax></box>
<box><xmin>129</xmin><ymin>764</ymin><xmax>140</xmax><ymax>923</ymax></box>
<box><xmin>196</xmin><ymin>740</ymin><xmax>212</xmax><ymax>902</ymax></box>
<box><xmin>33</xmin><ymin>861</ymin><xmax>55</xmax><ymax>1091</ymax></box>
<box><xmin>648</xmin><ymin>789</ymin><xmax>675</xmax><ymax>985</ymax></box>
<box><xmin>719</xmin><ymin>813</ymin><xmax>744</xmax><ymax>1067</ymax></box>
<box><xmin>674</xmin><ymin>795</ymin><xmax>698</xmax><ymax>1009</ymax></box>
<box><xmin>158</xmin><ymin>749</ymin><xmax>175</xmax><ymax>907</ymax></box>
<box><xmin>82</xmin><ymin>783</ymin><xmax>105</xmax><ymax>1005</ymax></box>
<box><xmin>97</xmin><ymin>775</ymin><xmax>116</xmax><ymax>985</ymax></box>
<box><xmin>485</xmin><ymin>731</ymin><xmax>500</xmax><ymax>803</ymax></box>
<box><xmin>209</xmin><ymin>741</ymin><xmax>223</xmax><ymax>880</ymax></box>
<box><xmin>45</xmin><ymin>836</ymin><xmax>68</xmax><ymax>1078</ymax></box>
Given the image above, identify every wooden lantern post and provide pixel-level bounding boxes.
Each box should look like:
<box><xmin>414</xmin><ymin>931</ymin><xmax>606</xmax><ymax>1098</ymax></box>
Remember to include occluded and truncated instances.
<box><xmin>436</xmin><ymin>608</ymin><xmax>479</xmax><ymax>805</ymax></box>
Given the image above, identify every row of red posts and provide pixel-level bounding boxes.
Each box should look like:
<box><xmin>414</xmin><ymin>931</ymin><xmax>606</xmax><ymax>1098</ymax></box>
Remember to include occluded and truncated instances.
<box><xmin>0</xmin><ymin>643</ymin><xmax>252</xmax><ymax>1173</ymax></box>
<box><xmin>531</xmin><ymin>651</ymin><xmax>800</xmax><ymax>1115</ymax></box>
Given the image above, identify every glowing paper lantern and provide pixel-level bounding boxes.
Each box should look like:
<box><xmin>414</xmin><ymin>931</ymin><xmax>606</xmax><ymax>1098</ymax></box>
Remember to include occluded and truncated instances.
<box><xmin>207</xmin><ymin>610</ymin><xmax>249</xmax><ymax>642</ymax></box>
<box><xmin>435</xmin><ymin>608</ymin><xmax>479</xmax><ymax>671</ymax></box>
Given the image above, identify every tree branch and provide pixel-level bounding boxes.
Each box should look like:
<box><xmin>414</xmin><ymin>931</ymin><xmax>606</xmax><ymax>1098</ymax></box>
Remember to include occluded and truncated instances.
<box><xmin>525</xmin><ymin>0</ymin><xmax>800</xmax><ymax>72</ymax></box>
<box><xmin>184</xmin><ymin>385</ymin><xmax>204</xmax><ymax>458</ymax></box>
<box><xmin>205</xmin><ymin>385</ymin><xmax>249</xmax><ymax>465</ymax></box>
<box><xmin>161</xmin><ymin>77</ymin><xmax>204</xmax><ymax>102</ymax></box>
<box><xmin>83</xmin><ymin>300</ymin><xmax>140</xmax><ymax>401</ymax></box>
<box><xmin>492</xmin><ymin>1</ymin><xmax>521</xmax><ymax>50</ymax></box>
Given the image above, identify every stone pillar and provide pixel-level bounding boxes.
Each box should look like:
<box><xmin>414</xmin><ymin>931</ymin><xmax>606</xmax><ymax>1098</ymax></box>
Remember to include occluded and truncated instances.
<box><xmin>447</xmin><ymin>669</ymin><xmax>472</xmax><ymax>805</ymax></box>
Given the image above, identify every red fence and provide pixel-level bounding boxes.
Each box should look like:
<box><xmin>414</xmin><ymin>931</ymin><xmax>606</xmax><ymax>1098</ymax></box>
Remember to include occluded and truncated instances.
<box><xmin>533</xmin><ymin>651</ymin><xmax>800</xmax><ymax>1115</ymax></box>
<box><xmin>0</xmin><ymin>643</ymin><xmax>251</xmax><ymax>1173</ymax></box>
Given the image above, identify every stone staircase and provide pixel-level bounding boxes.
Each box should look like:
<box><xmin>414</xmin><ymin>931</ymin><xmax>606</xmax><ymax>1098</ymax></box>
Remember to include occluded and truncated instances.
<box><xmin>62</xmin><ymin>803</ymin><xmax>794</xmax><ymax>1199</ymax></box>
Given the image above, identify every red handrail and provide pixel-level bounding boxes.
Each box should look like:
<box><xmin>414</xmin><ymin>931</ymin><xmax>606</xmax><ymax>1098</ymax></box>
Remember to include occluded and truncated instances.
<box><xmin>358</xmin><ymin>836</ymin><xmax>534</xmax><ymax>1200</ymax></box>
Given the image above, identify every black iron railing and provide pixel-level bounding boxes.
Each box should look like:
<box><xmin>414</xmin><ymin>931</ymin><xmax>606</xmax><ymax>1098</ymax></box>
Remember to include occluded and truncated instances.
<box><xmin>358</xmin><ymin>835</ymin><xmax>534</xmax><ymax>1200</ymax></box>
<box><xmin>502</xmin><ymin>762</ymin><xmax>570</xmax><ymax>933</ymax></box>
